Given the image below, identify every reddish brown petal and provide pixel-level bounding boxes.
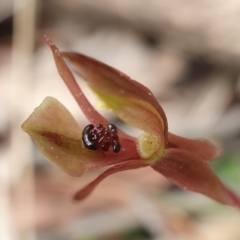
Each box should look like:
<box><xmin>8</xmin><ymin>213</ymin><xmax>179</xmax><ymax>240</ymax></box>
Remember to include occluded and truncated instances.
<box><xmin>60</xmin><ymin>51</ymin><xmax>168</xmax><ymax>144</ymax></box>
<box><xmin>151</xmin><ymin>148</ymin><xmax>240</xmax><ymax>208</ymax></box>
<box><xmin>44</xmin><ymin>35</ymin><xmax>132</xmax><ymax>140</ymax></box>
<box><xmin>168</xmin><ymin>132</ymin><xmax>220</xmax><ymax>161</ymax></box>
<box><xmin>74</xmin><ymin>160</ymin><xmax>148</xmax><ymax>200</ymax></box>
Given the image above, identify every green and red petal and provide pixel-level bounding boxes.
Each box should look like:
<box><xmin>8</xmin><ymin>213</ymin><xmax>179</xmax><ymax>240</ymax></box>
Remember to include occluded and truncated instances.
<box><xmin>21</xmin><ymin>36</ymin><xmax>240</xmax><ymax>210</ymax></box>
<box><xmin>60</xmin><ymin>51</ymin><xmax>168</xmax><ymax>142</ymax></box>
<box><xmin>44</xmin><ymin>35</ymin><xmax>167</xmax><ymax>161</ymax></box>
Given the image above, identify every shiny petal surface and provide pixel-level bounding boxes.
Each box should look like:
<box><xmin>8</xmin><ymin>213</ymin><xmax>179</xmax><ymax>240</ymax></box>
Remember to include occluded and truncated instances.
<box><xmin>22</xmin><ymin>97</ymin><xmax>139</xmax><ymax>176</ymax></box>
<box><xmin>152</xmin><ymin>148</ymin><xmax>240</xmax><ymax>208</ymax></box>
<box><xmin>168</xmin><ymin>132</ymin><xmax>220</xmax><ymax>161</ymax></box>
<box><xmin>60</xmin><ymin>51</ymin><xmax>168</xmax><ymax>144</ymax></box>
<box><xmin>74</xmin><ymin>159</ymin><xmax>148</xmax><ymax>200</ymax></box>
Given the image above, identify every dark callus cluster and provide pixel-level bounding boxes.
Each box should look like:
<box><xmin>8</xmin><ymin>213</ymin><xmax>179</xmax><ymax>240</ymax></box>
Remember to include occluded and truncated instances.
<box><xmin>82</xmin><ymin>124</ymin><xmax>121</xmax><ymax>153</ymax></box>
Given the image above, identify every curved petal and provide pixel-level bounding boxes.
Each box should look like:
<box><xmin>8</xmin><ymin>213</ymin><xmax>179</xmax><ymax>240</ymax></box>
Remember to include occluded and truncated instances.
<box><xmin>151</xmin><ymin>148</ymin><xmax>240</xmax><ymax>208</ymax></box>
<box><xmin>44</xmin><ymin>35</ymin><xmax>132</xmax><ymax>140</ymax></box>
<box><xmin>22</xmin><ymin>97</ymin><xmax>140</xmax><ymax>176</ymax></box>
<box><xmin>60</xmin><ymin>51</ymin><xmax>168</xmax><ymax>144</ymax></box>
<box><xmin>168</xmin><ymin>132</ymin><xmax>220</xmax><ymax>161</ymax></box>
<box><xmin>74</xmin><ymin>159</ymin><xmax>148</xmax><ymax>200</ymax></box>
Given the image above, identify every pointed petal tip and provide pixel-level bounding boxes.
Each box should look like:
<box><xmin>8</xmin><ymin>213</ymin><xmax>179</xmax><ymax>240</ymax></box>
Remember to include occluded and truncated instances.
<box><xmin>44</xmin><ymin>35</ymin><xmax>61</xmax><ymax>59</ymax></box>
<box><xmin>152</xmin><ymin>148</ymin><xmax>240</xmax><ymax>209</ymax></box>
<box><xmin>43</xmin><ymin>35</ymin><xmax>124</xmax><ymax>135</ymax></box>
<box><xmin>168</xmin><ymin>133</ymin><xmax>220</xmax><ymax>161</ymax></box>
<box><xmin>225</xmin><ymin>188</ymin><xmax>240</xmax><ymax>209</ymax></box>
<box><xmin>43</xmin><ymin>35</ymin><xmax>54</xmax><ymax>47</ymax></box>
<box><xmin>73</xmin><ymin>160</ymin><xmax>147</xmax><ymax>201</ymax></box>
<box><xmin>21</xmin><ymin>121</ymin><xmax>27</xmax><ymax>132</ymax></box>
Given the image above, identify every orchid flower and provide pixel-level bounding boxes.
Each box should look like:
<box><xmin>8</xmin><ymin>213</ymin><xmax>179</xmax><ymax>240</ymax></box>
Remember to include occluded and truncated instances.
<box><xmin>21</xmin><ymin>36</ymin><xmax>240</xmax><ymax>208</ymax></box>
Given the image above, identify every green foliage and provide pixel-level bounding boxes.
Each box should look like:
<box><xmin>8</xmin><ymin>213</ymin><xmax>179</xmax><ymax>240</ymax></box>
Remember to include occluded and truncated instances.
<box><xmin>212</xmin><ymin>154</ymin><xmax>240</xmax><ymax>191</ymax></box>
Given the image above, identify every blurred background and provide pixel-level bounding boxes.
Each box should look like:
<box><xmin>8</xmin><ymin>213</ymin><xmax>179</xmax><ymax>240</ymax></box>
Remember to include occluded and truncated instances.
<box><xmin>1</xmin><ymin>0</ymin><xmax>240</xmax><ymax>239</ymax></box>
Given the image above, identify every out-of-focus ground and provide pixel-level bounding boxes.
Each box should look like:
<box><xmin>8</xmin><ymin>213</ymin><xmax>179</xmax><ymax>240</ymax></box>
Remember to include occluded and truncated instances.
<box><xmin>1</xmin><ymin>1</ymin><xmax>240</xmax><ymax>239</ymax></box>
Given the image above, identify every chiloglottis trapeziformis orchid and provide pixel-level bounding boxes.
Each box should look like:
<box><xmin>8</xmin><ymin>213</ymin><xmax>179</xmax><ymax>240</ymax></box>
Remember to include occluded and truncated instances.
<box><xmin>21</xmin><ymin>35</ymin><xmax>240</xmax><ymax>208</ymax></box>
